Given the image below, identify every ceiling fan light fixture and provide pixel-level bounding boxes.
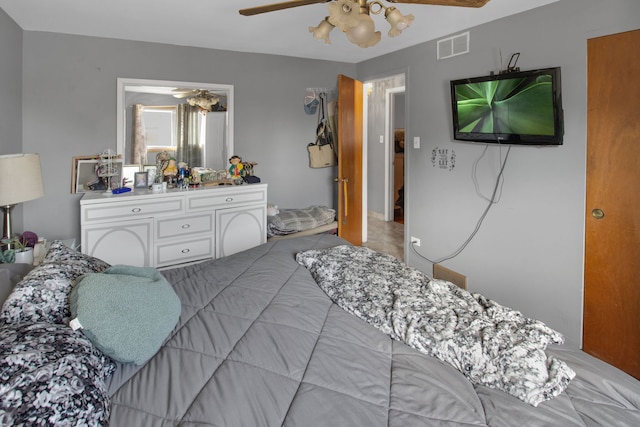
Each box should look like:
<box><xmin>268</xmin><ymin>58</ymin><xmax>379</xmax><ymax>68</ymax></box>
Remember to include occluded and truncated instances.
<box><xmin>385</xmin><ymin>7</ymin><xmax>414</xmax><ymax>37</ymax></box>
<box><xmin>241</xmin><ymin>0</ymin><xmax>491</xmax><ymax>49</ymax></box>
<box><xmin>309</xmin><ymin>17</ymin><xmax>335</xmax><ymax>44</ymax></box>
<box><xmin>346</xmin><ymin>14</ymin><xmax>381</xmax><ymax>47</ymax></box>
<box><xmin>186</xmin><ymin>91</ymin><xmax>221</xmax><ymax>112</ymax></box>
<box><xmin>328</xmin><ymin>0</ymin><xmax>361</xmax><ymax>31</ymax></box>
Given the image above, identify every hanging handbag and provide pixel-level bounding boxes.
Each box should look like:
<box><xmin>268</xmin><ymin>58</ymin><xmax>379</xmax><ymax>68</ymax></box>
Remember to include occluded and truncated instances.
<box><xmin>307</xmin><ymin>93</ymin><xmax>337</xmax><ymax>168</ymax></box>
<box><xmin>308</xmin><ymin>140</ymin><xmax>337</xmax><ymax>168</ymax></box>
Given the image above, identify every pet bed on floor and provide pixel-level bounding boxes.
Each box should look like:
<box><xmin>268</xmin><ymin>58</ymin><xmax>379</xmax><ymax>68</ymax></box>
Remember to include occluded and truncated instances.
<box><xmin>266</xmin><ymin>205</ymin><xmax>336</xmax><ymax>237</ymax></box>
<box><xmin>268</xmin><ymin>220</ymin><xmax>338</xmax><ymax>240</ymax></box>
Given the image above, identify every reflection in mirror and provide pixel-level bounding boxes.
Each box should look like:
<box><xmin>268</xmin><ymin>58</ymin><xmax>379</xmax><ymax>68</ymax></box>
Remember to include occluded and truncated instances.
<box><xmin>116</xmin><ymin>78</ymin><xmax>234</xmax><ymax>172</ymax></box>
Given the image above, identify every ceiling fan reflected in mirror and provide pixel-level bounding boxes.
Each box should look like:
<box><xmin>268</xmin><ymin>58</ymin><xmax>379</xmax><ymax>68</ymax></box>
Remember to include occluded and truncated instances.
<box><xmin>239</xmin><ymin>0</ymin><xmax>490</xmax><ymax>47</ymax></box>
<box><xmin>172</xmin><ymin>89</ymin><xmax>227</xmax><ymax>112</ymax></box>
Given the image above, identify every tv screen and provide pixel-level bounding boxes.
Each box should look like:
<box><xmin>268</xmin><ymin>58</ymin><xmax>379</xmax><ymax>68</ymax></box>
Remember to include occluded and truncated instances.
<box><xmin>450</xmin><ymin>67</ymin><xmax>563</xmax><ymax>145</ymax></box>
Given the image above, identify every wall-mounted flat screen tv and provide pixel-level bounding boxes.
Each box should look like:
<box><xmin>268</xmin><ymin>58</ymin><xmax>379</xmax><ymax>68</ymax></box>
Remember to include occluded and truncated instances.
<box><xmin>450</xmin><ymin>67</ymin><xmax>563</xmax><ymax>145</ymax></box>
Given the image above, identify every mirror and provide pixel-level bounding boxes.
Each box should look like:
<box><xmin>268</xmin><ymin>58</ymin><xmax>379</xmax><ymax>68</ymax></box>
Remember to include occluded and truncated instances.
<box><xmin>116</xmin><ymin>78</ymin><xmax>234</xmax><ymax>172</ymax></box>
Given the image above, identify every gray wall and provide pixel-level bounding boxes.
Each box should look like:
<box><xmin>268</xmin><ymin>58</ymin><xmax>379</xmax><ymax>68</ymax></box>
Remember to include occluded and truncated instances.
<box><xmin>0</xmin><ymin>8</ymin><xmax>22</xmax><ymax>154</ymax></box>
<box><xmin>18</xmin><ymin>32</ymin><xmax>354</xmax><ymax>244</ymax></box>
<box><xmin>357</xmin><ymin>0</ymin><xmax>640</xmax><ymax>346</ymax></box>
<box><xmin>0</xmin><ymin>8</ymin><xmax>24</xmax><ymax>232</ymax></box>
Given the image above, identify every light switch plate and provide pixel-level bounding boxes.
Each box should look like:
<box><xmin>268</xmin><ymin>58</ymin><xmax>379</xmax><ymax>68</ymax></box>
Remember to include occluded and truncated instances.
<box><xmin>413</xmin><ymin>136</ymin><xmax>420</xmax><ymax>149</ymax></box>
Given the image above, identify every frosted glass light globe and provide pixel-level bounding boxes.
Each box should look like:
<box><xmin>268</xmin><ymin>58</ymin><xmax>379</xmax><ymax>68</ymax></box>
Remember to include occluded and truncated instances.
<box><xmin>385</xmin><ymin>8</ymin><xmax>414</xmax><ymax>37</ymax></box>
<box><xmin>346</xmin><ymin>14</ymin><xmax>381</xmax><ymax>47</ymax></box>
<box><xmin>309</xmin><ymin>18</ymin><xmax>335</xmax><ymax>44</ymax></box>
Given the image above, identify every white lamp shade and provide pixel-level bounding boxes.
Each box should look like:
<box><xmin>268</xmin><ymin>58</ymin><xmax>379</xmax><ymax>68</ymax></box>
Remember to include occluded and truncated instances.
<box><xmin>0</xmin><ymin>153</ymin><xmax>45</xmax><ymax>206</ymax></box>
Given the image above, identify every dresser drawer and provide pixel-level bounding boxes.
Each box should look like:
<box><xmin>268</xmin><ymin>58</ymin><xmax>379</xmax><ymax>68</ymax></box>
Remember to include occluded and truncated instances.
<box><xmin>155</xmin><ymin>237</ymin><xmax>213</xmax><ymax>267</ymax></box>
<box><xmin>187</xmin><ymin>188</ymin><xmax>266</xmax><ymax>211</ymax></box>
<box><xmin>155</xmin><ymin>213</ymin><xmax>213</xmax><ymax>240</ymax></box>
<box><xmin>82</xmin><ymin>198</ymin><xmax>184</xmax><ymax>223</ymax></box>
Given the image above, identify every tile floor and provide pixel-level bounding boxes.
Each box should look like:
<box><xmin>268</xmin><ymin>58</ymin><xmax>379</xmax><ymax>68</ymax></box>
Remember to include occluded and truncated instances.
<box><xmin>363</xmin><ymin>211</ymin><xmax>405</xmax><ymax>261</ymax></box>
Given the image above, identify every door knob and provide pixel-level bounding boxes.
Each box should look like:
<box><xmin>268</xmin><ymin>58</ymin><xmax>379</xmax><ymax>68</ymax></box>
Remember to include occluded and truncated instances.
<box><xmin>592</xmin><ymin>208</ymin><xmax>605</xmax><ymax>219</ymax></box>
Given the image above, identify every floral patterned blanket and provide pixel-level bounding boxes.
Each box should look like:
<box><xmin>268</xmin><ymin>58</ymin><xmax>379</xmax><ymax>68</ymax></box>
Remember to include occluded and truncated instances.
<box><xmin>0</xmin><ymin>241</ymin><xmax>115</xmax><ymax>426</ymax></box>
<box><xmin>296</xmin><ymin>245</ymin><xmax>576</xmax><ymax>406</ymax></box>
<box><xmin>0</xmin><ymin>322</ymin><xmax>114</xmax><ymax>426</ymax></box>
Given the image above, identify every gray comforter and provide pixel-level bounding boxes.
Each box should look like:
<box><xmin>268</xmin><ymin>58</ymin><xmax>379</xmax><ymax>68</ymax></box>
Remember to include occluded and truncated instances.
<box><xmin>108</xmin><ymin>234</ymin><xmax>640</xmax><ymax>426</ymax></box>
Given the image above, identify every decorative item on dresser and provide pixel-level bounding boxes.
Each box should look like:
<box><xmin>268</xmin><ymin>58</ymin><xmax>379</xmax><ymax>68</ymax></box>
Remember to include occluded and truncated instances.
<box><xmin>80</xmin><ymin>184</ymin><xmax>267</xmax><ymax>268</ymax></box>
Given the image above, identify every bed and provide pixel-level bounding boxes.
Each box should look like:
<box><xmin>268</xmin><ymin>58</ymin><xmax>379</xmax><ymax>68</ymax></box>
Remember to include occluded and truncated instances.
<box><xmin>1</xmin><ymin>235</ymin><xmax>639</xmax><ymax>426</ymax></box>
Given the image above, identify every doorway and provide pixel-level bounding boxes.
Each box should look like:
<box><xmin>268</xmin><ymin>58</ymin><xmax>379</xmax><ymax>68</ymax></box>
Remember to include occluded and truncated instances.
<box><xmin>362</xmin><ymin>74</ymin><xmax>406</xmax><ymax>260</ymax></box>
<box><xmin>387</xmin><ymin>90</ymin><xmax>405</xmax><ymax>225</ymax></box>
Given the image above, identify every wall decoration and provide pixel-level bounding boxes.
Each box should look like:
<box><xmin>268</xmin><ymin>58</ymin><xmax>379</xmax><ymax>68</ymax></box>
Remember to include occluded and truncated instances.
<box><xmin>431</xmin><ymin>147</ymin><xmax>456</xmax><ymax>171</ymax></box>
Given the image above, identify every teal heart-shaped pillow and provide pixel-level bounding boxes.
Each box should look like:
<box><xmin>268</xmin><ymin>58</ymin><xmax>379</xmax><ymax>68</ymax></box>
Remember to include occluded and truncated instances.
<box><xmin>69</xmin><ymin>265</ymin><xmax>181</xmax><ymax>365</ymax></box>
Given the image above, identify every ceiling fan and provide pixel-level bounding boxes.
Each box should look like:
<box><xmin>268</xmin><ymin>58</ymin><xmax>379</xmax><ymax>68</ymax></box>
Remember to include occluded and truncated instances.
<box><xmin>172</xmin><ymin>89</ymin><xmax>227</xmax><ymax>112</ymax></box>
<box><xmin>239</xmin><ymin>0</ymin><xmax>489</xmax><ymax>16</ymax></box>
<box><xmin>239</xmin><ymin>0</ymin><xmax>490</xmax><ymax>47</ymax></box>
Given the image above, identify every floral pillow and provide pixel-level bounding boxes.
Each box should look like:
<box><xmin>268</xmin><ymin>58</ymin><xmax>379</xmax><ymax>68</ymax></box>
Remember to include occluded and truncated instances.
<box><xmin>0</xmin><ymin>241</ymin><xmax>110</xmax><ymax>325</ymax></box>
<box><xmin>0</xmin><ymin>322</ymin><xmax>115</xmax><ymax>426</ymax></box>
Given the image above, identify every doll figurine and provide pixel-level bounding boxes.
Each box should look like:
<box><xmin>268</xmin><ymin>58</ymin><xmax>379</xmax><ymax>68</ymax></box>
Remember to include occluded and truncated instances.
<box><xmin>163</xmin><ymin>158</ymin><xmax>178</xmax><ymax>178</ymax></box>
<box><xmin>228</xmin><ymin>155</ymin><xmax>244</xmax><ymax>178</ymax></box>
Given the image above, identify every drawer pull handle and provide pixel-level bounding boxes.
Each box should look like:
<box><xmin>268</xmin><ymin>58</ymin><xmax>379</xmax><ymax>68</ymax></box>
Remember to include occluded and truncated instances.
<box><xmin>181</xmin><ymin>224</ymin><xmax>191</xmax><ymax>229</ymax></box>
<box><xmin>225</xmin><ymin>197</ymin><xmax>234</xmax><ymax>202</ymax></box>
<box><xmin>131</xmin><ymin>207</ymin><xmax>142</xmax><ymax>213</ymax></box>
<box><xmin>181</xmin><ymin>248</ymin><xmax>190</xmax><ymax>254</ymax></box>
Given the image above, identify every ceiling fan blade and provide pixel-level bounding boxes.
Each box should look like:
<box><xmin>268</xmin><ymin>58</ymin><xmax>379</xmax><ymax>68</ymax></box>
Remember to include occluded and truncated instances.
<box><xmin>172</xmin><ymin>89</ymin><xmax>196</xmax><ymax>98</ymax></box>
<box><xmin>240</xmin><ymin>0</ymin><xmax>330</xmax><ymax>16</ymax></box>
<box><xmin>387</xmin><ymin>0</ymin><xmax>490</xmax><ymax>7</ymax></box>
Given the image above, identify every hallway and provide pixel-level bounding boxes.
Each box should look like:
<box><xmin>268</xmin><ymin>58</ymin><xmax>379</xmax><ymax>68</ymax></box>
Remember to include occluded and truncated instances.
<box><xmin>363</xmin><ymin>211</ymin><xmax>404</xmax><ymax>261</ymax></box>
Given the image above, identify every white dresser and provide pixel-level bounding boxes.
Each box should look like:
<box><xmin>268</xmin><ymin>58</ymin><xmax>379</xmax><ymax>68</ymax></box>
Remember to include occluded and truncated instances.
<box><xmin>80</xmin><ymin>184</ymin><xmax>267</xmax><ymax>268</ymax></box>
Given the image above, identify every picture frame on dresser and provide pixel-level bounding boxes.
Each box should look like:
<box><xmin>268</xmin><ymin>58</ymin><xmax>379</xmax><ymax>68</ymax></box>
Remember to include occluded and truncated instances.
<box><xmin>142</xmin><ymin>165</ymin><xmax>157</xmax><ymax>185</ymax></box>
<box><xmin>72</xmin><ymin>155</ymin><xmax>123</xmax><ymax>193</ymax></box>
<box><xmin>122</xmin><ymin>165</ymin><xmax>140</xmax><ymax>188</ymax></box>
<box><xmin>74</xmin><ymin>160</ymin><xmax>101</xmax><ymax>194</ymax></box>
<box><xmin>134</xmin><ymin>171</ymin><xmax>148</xmax><ymax>189</ymax></box>
<box><xmin>71</xmin><ymin>155</ymin><xmax>99</xmax><ymax>193</ymax></box>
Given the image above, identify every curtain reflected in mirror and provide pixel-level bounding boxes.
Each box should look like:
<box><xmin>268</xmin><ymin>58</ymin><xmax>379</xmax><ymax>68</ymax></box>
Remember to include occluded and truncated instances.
<box><xmin>175</xmin><ymin>104</ymin><xmax>204</xmax><ymax>168</ymax></box>
<box><xmin>132</xmin><ymin>104</ymin><xmax>146</xmax><ymax>165</ymax></box>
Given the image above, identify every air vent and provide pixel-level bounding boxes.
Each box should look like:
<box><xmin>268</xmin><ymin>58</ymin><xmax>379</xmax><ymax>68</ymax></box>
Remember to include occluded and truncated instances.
<box><xmin>437</xmin><ymin>31</ymin><xmax>470</xmax><ymax>60</ymax></box>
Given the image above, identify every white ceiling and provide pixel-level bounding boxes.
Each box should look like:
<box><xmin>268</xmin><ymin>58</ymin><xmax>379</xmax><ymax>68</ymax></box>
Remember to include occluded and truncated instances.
<box><xmin>0</xmin><ymin>0</ymin><xmax>558</xmax><ymax>63</ymax></box>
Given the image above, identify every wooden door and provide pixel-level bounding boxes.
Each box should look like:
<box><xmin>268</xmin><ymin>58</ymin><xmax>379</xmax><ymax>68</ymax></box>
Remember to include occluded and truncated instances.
<box><xmin>336</xmin><ymin>74</ymin><xmax>364</xmax><ymax>245</ymax></box>
<box><xmin>584</xmin><ymin>29</ymin><xmax>640</xmax><ymax>379</ymax></box>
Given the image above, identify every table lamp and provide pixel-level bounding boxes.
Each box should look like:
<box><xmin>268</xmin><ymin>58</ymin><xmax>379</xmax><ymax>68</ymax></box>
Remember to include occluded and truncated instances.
<box><xmin>0</xmin><ymin>153</ymin><xmax>44</xmax><ymax>242</ymax></box>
